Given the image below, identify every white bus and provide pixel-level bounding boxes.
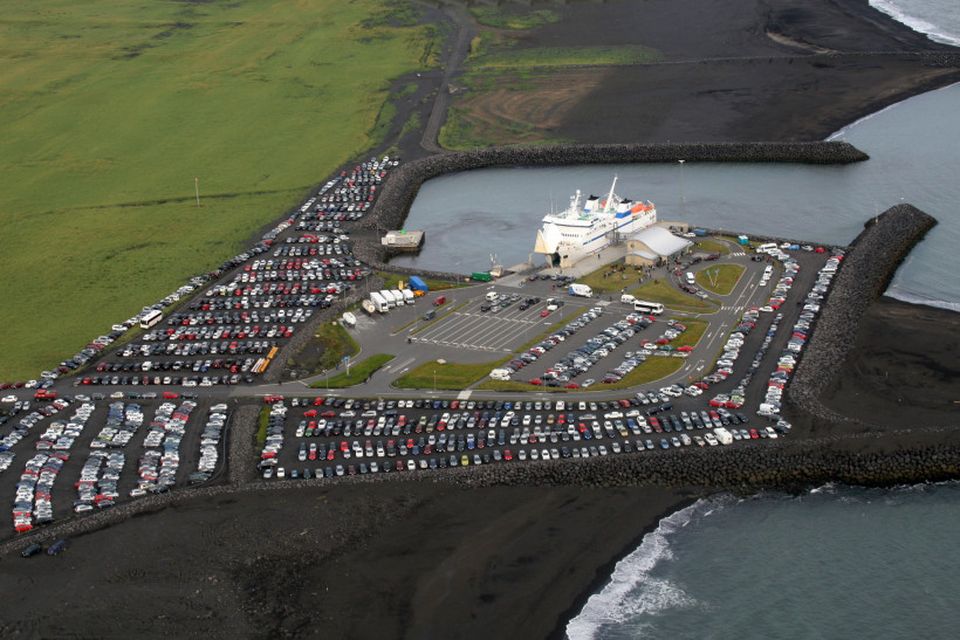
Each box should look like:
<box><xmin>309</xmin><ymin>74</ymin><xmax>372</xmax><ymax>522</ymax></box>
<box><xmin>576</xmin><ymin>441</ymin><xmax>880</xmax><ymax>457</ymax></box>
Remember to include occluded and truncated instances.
<box><xmin>633</xmin><ymin>300</ymin><xmax>664</xmax><ymax>315</ymax></box>
<box><xmin>139</xmin><ymin>309</ymin><xmax>163</xmax><ymax>329</ymax></box>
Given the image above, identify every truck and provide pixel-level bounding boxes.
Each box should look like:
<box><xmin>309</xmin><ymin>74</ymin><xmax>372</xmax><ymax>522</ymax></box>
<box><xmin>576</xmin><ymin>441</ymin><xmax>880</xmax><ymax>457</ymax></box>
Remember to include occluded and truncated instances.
<box><xmin>369</xmin><ymin>292</ymin><xmax>389</xmax><ymax>313</ymax></box>
<box><xmin>713</xmin><ymin>427</ymin><xmax>733</xmax><ymax>445</ymax></box>
<box><xmin>385</xmin><ymin>290</ymin><xmax>403</xmax><ymax>307</ymax></box>
<box><xmin>568</xmin><ymin>283</ymin><xmax>593</xmax><ymax>298</ymax></box>
<box><xmin>471</xmin><ymin>272</ymin><xmax>493</xmax><ymax>282</ymax></box>
<box><xmin>409</xmin><ymin>276</ymin><xmax>429</xmax><ymax>292</ymax></box>
<box><xmin>378</xmin><ymin>290</ymin><xmax>398</xmax><ymax>309</ymax></box>
<box><xmin>401</xmin><ymin>289</ymin><xmax>415</xmax><ymax>305</ymax></box>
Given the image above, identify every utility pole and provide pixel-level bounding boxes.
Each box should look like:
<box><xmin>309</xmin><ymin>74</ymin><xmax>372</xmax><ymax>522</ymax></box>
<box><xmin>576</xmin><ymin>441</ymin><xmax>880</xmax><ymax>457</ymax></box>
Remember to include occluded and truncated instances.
<box><xmin>195</xmin><ymin>177</ymin><xmax>201</xmax><ymax>207</ymax></box>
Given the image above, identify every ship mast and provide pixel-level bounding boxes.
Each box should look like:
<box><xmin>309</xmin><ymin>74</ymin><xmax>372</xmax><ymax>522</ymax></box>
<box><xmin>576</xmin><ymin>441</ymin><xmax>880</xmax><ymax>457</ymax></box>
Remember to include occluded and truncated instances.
<box><xmin>604</xmin><ymin>175</ymin><xmax>619</xmax><ymax>213</ymax></box>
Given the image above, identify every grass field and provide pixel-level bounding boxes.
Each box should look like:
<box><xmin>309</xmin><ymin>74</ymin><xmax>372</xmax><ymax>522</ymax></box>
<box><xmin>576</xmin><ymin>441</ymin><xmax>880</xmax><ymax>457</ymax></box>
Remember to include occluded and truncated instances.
<box><xmin>471</xmin><ymin>45</ymin><xmax>660</xmax><ymax>70</ymax></box>
<box><xmin>393</xmin><ymin>359</ymin><xmax>506</xmax><ymax>391</ymax></box>
<box><xmin>629</xmin><ymin>280</ymin><xmax>719</xmax><ymax>314</ymax></box>
<box><xmin>0</xmin><ymin>0</ymin><xmax>436</xmax><ymax>380</ymax></box>
<box><xmin>309</xmin><ymin>354</ymin><xmax>394</xmax><ymax>388</ymax></box>
<box><xmin>312</xmin><ymin>323</ymin><xmax>361</xmax><ymax>374</ymax></box>
<box><xmin>694</xmin><ymin>239</ymin><xmax>731</xmax><ymax>255</ymax></box>
<box><xmin>469</xmin><ymin>7</ymin><xmax>560</xmax><ymax>30</ymax></box>
<box><xmin>576</xmin><ymin>262</ymin><xmax>642</xmax><ymax>294</ymax></box>
<box><xmin>255</xmin><ymin>407</ymin><xmax>270</xmax><ymax>448</ymax></box>
<box><xmin>695</xmin><ymin>264</ymin><xmax>745</xmax><ymax>296</ymax></box>
<box><xmin>377</xmin><ymin>272</ymin><xmax>465</xmax><ymax>292</ymax></box>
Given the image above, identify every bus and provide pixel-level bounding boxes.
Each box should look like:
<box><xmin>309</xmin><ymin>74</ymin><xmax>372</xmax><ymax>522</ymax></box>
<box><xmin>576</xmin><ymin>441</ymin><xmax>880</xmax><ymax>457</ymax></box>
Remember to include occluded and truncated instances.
<box><xmin>633</xmin><ymin>300</ymin><xmax>664</xmax><ymax>315</ymax></box>
<box><xmin>139</xmin><ymin>309</ymin><xmax>163</xmax><ymax>329</ymax></box>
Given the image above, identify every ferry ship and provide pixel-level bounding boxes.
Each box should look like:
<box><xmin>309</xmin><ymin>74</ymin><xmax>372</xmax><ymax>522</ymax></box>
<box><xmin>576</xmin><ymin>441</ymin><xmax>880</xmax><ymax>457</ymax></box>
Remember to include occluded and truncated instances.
<box><xmin>533</xmin><ymin>176</ymin><xmax>656</xmax><ymax>268</ymax></box>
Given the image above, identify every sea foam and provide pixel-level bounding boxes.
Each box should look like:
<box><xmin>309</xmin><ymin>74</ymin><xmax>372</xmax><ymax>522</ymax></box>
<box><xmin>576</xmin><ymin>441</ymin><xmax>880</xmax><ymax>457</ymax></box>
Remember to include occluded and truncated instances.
<box><xmin>869</xmin><ymin>0</ymin><xmax>960</xmax><ymax>47</ymax></box>
<box><xmin>565</xmin><ymin>498</ymin><xmax>729</xmax><ymax>640</ymax></box>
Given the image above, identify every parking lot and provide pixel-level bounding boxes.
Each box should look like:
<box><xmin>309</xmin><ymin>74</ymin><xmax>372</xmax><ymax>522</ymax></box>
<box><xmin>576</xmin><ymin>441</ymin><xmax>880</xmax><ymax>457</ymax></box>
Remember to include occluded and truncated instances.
<box><xmin>0</xmin><ymin>394</ymin><xmax>229</xmax><ymax>535</ymax></box>
<box><xmin>413</xmin><ymin>292</ymin><xmax>591</xmax><ymax>353</ymax></box>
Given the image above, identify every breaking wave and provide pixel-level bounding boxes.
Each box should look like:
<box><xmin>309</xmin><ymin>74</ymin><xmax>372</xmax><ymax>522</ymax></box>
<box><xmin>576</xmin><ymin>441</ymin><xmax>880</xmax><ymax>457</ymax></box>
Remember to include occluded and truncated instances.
<box><xmin>565</xmin><ymin>497</ymin><xmax>730</xmax><ymax>640</ymax></box>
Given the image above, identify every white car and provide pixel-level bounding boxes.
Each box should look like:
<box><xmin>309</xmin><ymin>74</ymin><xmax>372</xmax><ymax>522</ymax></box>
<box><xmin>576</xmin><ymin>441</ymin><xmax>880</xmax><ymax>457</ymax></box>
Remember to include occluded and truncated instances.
<box><xmin>1</xmin><ymin>395</ymin><xmax>16</xmax><ymax>403</ymax></box>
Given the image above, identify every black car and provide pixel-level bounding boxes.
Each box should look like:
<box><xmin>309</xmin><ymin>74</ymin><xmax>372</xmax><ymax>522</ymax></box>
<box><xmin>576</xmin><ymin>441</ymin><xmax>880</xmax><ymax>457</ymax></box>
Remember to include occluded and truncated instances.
<box><xmin>21</xmin><ymin>543</ymin><xmax>43</xmax><ymax>558</ymax></box>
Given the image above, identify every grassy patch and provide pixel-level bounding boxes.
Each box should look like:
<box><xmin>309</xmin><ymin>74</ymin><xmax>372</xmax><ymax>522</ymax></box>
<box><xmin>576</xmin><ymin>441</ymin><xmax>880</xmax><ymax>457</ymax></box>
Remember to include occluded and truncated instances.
<box><xmin>472</xmin><ymin>45</ymin><xmax>660</xmax><ymax>69</ymax></box>
<box><xmin>438</xmin><ymin>103</ymin><xmax>572</xmax><ymax>150</ymax></box>
<box><xmin>377</xmin><ymin>272</ymin><xmax>464</xmax><ymax>291</ymax></box>
<box><xmin>694</xmin><ymin>239</ymin><xmax>731</xmax><ymax>255</ymax></box>
<box><xmin>393</xmin><ymin>359</ymin><xmax>504</xmax><ymax>390</ymax></box>
<box><xmin>670</xmin><ymin>318</ymin><xmax>708</xmax><ymax>347</ymax></box>
<box><xmin>576</xmin><ymin>261</ymin><xmax>643</xmax><ymax>294</ymax></box>
<box><xmin>695</xmin><ymin>264</ymin><xmax>745</xmax><ymax>296</ymax></box>
<box><xmin>310</xmin><ymin>354</ymin><xmax>394</xmax><ymax>388</ymax></box>
<box><xmin>302</xmin><ymin>322</ymin><xmax>361</xmax><ymax>376</ymax></box>
<box><xmin>469</xmin><ymin>7</ymin><xmax>560</xmax><ymax>30</ymax></box>
<box><xmin>0</xmin><ymin>0</ymin><xmax>435</xmax><ymax>380</ymax></box>
<box><xmin>629</xmin><ymin>280</ymin><xmax>719</xmax><ymax>314</ymax></box>
<box><xmin>255</xmin><ymin>406</ymin><xmax>270</xmax><ymax>448</ymax></box>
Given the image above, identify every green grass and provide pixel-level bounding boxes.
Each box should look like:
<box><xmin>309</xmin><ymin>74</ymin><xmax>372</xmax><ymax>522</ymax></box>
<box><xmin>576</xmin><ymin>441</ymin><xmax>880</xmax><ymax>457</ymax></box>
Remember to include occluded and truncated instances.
<box><xmin>695</xmin><ymin>264</ymin><xmax>745</xmax><ymax>296</ymax></box>
<box><xmin>694</xmin><ymin>239</ymin><xmax>731</xmax><ymax>255</ymax></box>
<box><xmin>576</xmin><ymin>261</ymin><xmax>643</xmax><ymax>294</ymax></box>
<box><xmin>629</xmin><ymin>280</ymin><xmax>719</xmax><ymax>314</ymax></box>
<box><xmin>469</xmin><ymin>7</ymin><xmax>560</xmax><ymax>30</ymax></box>
<box><xmin>0</xmin><ymin>0</ymin><xmax>435</xmax><ymax>380</ymax></box>
<box><xmin>309</xmin><ymin>354</ymin><xmax>394</xmax><ymax>388</ymax></box>
<box><xmin>255</xmin><ymin>407</ymin><xmax>270</xmax><ymax>448</ymax></box>
<box><xmin>393</xmin><ymin>359</ymin><xmax>506</xmax><ymax>390</ymax></box>
<box><xmin>471</xmin><ymin>45</ymin><xmax>660</xmax><ymax>69</ymax></box>
<box><xmin>377</xmin><ymin>272</ymin><xmax>464</xmax><ymax>291</ymax></box>
<box><xmin>313</xmin><ymin>322</ymin><xmax>361</xmax><ymax>373</ymax></box>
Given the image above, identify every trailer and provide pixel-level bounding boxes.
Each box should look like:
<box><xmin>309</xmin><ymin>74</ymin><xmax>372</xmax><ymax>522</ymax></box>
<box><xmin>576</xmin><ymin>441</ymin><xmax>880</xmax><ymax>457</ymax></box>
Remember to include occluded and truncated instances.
<box><xmin>341</xmin><ymin>312</ymin><xmax>357</xmax><ymax>328</ymax></box>
<box><xmin>361</xmin><ymin>299</ymin><xmax>377</xmax><ymax>315</ymax></box>
<box><xmin>385</xmin><ymin>290</ymin><xmax>404</xmax><ymax>307</ymax></box>
<box><xmin>471</xmin><ymin>272</ymin><xmax>493</xmax><ymax>282</ymax></box>
<box><xmin>568</xmin><ymin>283</ymin><xmax>593</xmax><ymax>298</ymax></box>
<box><xmin>409</xmin><ymin>276</ymin><xmax>429</xmax><ymax>292</ymax></box>
<box><xmin>370</xmin><ymin>292</ymin><xmax>389</xmax><ymax>313</ymax></box>
<box><xmin>378</xmin><ymin>290</ymin><xmax>398</xmax><ymax>308</ymax></box>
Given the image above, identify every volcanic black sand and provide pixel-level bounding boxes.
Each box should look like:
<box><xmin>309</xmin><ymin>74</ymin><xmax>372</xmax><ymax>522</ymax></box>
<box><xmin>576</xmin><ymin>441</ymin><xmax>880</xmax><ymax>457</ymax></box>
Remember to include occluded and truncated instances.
<box><xmin>434</xmin><ymin>0</ymin><xmax>960</xmax><ymax>149</ymax></box>
<box><xmin>821</xmin><ymin>297</ymin><xmax>960</xmax><ymax>427</ymax></box>
<box><xmin>2</xmin><ymin>1</ymin><xmax>959</xmax><ymax>639</ymax></box>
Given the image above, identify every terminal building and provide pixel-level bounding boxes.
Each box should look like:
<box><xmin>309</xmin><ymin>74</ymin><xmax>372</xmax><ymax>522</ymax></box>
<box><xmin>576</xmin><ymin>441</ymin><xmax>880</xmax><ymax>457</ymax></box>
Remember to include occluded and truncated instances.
<box><xmin>625</xmin><ymin>225</ymin><xmax>693</xmax><ymax>267</ymax></box>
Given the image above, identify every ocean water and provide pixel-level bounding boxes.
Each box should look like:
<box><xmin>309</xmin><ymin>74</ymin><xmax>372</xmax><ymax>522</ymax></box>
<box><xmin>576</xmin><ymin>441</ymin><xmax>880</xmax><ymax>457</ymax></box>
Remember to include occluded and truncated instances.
<box><xmin>566</xmin><ymin>483</ymin><xmax>960</xmax><ymax>639</ymax></box>
<box><xmin>870</xmin><ymin>0</ymin><xmax>960</xmax><ymax>46</ymax></box>
<box><xmin>393</xmin><ymin>85</ymin><xmax>960</xmax><ymax>311</ymax></box>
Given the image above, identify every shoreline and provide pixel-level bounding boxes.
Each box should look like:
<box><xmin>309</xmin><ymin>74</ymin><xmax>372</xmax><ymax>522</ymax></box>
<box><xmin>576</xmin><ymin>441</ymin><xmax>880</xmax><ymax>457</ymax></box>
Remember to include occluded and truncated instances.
<box><xmin>546</xmin><ymin>495</ymin><xmax>702</xmax><ymax>640</ymax></box>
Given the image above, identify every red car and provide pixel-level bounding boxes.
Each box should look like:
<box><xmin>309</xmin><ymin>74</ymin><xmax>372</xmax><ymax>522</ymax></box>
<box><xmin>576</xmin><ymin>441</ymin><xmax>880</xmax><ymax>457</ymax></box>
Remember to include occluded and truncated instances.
<box><xmin>540</xmin><ymin>310</ymin><xmax>551</xmax><ymax>318</ymax></box>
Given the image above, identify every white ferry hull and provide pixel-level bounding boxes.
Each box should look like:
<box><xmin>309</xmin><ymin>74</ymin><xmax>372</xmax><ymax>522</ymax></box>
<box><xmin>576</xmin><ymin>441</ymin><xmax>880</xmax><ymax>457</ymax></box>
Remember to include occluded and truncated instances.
<box><xmin>533</xmin><ymin>178</ymin><xmax>657</xmax><ymax>269</ymax></box>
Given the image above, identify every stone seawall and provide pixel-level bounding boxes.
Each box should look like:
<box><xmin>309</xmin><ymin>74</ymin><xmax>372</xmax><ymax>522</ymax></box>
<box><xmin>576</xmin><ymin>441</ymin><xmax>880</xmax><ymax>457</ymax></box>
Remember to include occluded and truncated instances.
<box><xmin>784</xmin><ymin>204</ymin><xmax>938</xmax><ymax>427</ymax></box>
<box><xmin>356</xmin><ymin>141</ymin><xmax>868</xmax><ymax>273</ymax></box>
